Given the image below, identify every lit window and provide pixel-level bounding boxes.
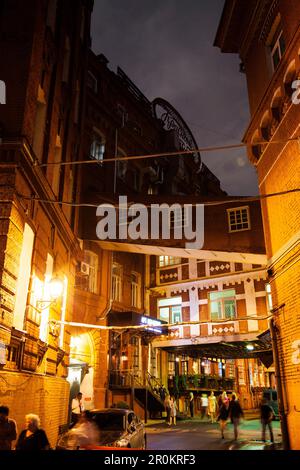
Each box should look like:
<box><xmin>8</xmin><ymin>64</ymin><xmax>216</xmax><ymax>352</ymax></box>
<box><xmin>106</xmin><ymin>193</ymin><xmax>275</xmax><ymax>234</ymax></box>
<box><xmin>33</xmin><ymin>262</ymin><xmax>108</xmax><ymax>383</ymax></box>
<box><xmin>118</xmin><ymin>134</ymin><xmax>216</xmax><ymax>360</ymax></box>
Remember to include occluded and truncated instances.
<box><xmin>75</xmin><ymin>250</ymin><xmax>98</xmax><ymax>294</ymax></box>
<box><xmin>112</xmin><ymin>263</ymin><xmax>122</xmax><ymax>302</ymax></box>
<box><xmin>39</xmin><ymin>253</ymin><xmax>54</xmax><ymax>342</ymax></box>
<box><xmin>168</xmin><ymin>353</ymin><xmax>175</xmax><ymax>376</ymax></box>
<box><xmin>270</xmin><ymin>29</ymin><xmax>285</xmax><ymax>71</ymax></box>
<box><xmin>209</xmin><ymin>290</ymin><xmax>236</xmax><ymax>320</ymax></box>
<box><xmin>227</xmin><ymin>206</ymin><xmax>250</xmax><ymax>232</ymax></box>
<box><xmin>158</xmin><ymin>256</ymin><xmax>181</xmax><ymax>267</ymax></box>
<box><xmin>266</xmin><ymin>283</ymin><xmax>273</xmax><ymax>312</ymax></box>
<box><xmin>90</xmin><ymin>140</ymin><xmax>105</xmax><ymax>162</ymax></box>
<box><xmin>158</xmin><ymin>297</ymin><xmax>182</xmax><ymax>323</ymax></box>
<box><xmin>131</xmin><ymin>272</ymin><xmax>141</xmax><ymax>308</ymax></box>
<box><xmin>83</xmin><ymin>251</ymin><xmax>98</xmax><ymax>294</ymax></box>
<box><xmin>13</xmin><ymin>224</ymin><xmax>35</xmax><ymax>330</ymax></box>
<box><xmin>181</xmin><ymin>355</ymin><xmax>188</xmax><ymax>375</ymax></box>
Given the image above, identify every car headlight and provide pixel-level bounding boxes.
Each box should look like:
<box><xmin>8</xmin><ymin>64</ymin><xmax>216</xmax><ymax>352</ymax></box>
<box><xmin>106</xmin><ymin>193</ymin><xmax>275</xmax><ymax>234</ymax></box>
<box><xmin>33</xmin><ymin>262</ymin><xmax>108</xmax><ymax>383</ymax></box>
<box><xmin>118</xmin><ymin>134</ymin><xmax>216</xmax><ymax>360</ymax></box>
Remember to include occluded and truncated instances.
<box><xmin>115</xmin><ymin>438</ymin><xmax>129</xmax><ymax>447</ymax></box>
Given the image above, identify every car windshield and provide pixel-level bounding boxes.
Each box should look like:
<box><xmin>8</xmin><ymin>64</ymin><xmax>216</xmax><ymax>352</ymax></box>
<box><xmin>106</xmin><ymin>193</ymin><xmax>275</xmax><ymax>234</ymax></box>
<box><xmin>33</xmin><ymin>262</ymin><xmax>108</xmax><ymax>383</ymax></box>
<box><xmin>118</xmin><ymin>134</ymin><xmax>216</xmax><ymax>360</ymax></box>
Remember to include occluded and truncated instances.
<box><xmin>93</xmin><ymin>413</ymin><xmax>125</xmax><ymax>431</ymax></box>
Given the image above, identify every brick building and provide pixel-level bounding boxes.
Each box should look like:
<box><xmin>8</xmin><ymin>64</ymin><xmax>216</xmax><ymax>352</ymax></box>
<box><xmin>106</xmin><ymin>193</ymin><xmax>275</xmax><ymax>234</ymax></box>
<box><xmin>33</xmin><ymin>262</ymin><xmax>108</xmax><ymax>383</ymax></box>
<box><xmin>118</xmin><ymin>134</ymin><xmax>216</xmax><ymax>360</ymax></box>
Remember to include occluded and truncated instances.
<box><xmin>0</xmin><ymin>0</ymin><xmax>278</xmax><ymax>443</ymax></box>
<box><xmin>72</xmin><ymin>50</ymin><xmax>227</xmax><ymax>418</ymax></box>
<box><xmin>0</xmin><ymin>0</ymin><xmax>94</xmax><ymax>447</ymax></box>
<box><xmin>215</xmin><ymin>0</ymin><xmax>300</xmax><ymax>449</ymax></box>
<box><xmin>148</xmin><ymin>199</ymin><xmax>272</xmax><ymax>414</ymax></box>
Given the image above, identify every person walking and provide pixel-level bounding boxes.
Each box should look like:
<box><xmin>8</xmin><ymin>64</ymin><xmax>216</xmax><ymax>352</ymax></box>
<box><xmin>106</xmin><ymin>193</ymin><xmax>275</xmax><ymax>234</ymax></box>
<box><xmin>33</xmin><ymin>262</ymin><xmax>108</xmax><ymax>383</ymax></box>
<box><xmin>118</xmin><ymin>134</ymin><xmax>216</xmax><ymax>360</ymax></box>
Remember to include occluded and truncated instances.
<box><xmin>228</xmin><ymin>393</ymin><xmax>244</xmax><ymax>440</ymax></box>
<box><xmin>164</xmin><ymin>395</ymin><xmax>171</xmax><ymax>425</ymax></box>
<box><xmin>16</xmin><ymin>414</ymin><xmax>50</xmax><ymax>450</ymax></box>
<box><xmin>0</xmin><ymin>405</ymin><xmax>17</xmax><ymax>450</ymax></box>
<box><xmin>189</xmin><ymin>392</ymin><xmax>194</xmax><ymax>418</ymax></box>
<box><xmin>170</xmin><ymin>397</ymin><xmax>177</xmax><ymax>426</ymax></box>
<box><xmin>260</xmin><ymin>398</ymin><xmax>274</xmax><ymax>443</ymax></box>
<box><xmin>71</xmin><ymin>392</ymin><xmax>84</xmax><ymax>427</ymax></box>
<box><xmin>200</xmin><ymin>394</ymin><xmax>208</xmax><ymax>420</ymax></box>
<box><xmin>208</xmin><ymin>391</ymin><xmax>217</xmax><ymax>423</ymax></box>
<box><xmin>218</xmin><ymin>392</ymin><xmax>229</xmax><ymax>439</ymax></box>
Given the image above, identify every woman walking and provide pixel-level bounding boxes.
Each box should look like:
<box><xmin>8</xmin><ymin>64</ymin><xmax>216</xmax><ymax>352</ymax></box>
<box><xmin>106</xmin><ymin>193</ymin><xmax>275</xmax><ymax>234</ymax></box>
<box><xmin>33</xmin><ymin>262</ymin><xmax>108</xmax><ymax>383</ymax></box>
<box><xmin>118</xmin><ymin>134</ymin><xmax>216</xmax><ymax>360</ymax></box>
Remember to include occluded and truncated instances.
<box><xmin>218</xmin><ymin>392</ymin><xmax>229</xmax><ymax>439</ymax></box>
<box><xmin>170</xmin><ymin>397</ymin><xmax>177</xmax><ymax>426</ymax></box>
<box><xmin>16</xmin><ymin>414</ymin><xmax>50</xmax><ymax>450</ymax></box>
<box><xmin>164</xmin><ymin>395</ymin><xmax>171</xmax><ymax>425</ymax></box>
<box><xmin>208</xmin><ymin>391</ymin><xmax>217</xmax><ymax>423</ymax></box>
<box><xmin>228</xmin><ymin>393</ymin><xmax>244</xmax><ymax>440</ymax></box>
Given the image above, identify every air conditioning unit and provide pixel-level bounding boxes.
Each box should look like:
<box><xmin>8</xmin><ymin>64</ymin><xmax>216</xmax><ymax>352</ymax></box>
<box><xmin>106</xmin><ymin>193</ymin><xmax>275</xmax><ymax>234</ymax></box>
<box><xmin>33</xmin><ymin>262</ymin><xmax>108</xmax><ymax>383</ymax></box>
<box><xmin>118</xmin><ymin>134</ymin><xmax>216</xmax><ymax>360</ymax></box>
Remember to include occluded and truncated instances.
<box><xmin>79</xmin><ymin>261</ymin><xmax>90</xmax><ymax>276</ymax></box>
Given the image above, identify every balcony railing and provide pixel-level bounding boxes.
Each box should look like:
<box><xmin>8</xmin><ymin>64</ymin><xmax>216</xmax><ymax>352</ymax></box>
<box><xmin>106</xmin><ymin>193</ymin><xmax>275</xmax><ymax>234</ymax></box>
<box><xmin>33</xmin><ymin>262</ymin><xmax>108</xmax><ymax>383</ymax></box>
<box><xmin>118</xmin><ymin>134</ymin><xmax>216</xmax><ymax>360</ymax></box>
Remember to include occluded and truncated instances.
<box><xmin>168</xmin><ymin>374</ymin><xmax>235</xmax><ymax>392</ymax></box>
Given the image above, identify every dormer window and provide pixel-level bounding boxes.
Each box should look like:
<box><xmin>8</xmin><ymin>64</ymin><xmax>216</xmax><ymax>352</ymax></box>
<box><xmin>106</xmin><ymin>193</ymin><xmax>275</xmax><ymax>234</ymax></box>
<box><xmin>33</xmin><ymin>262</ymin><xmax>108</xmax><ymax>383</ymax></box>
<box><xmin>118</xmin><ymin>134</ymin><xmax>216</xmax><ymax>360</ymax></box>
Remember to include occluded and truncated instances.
<box><xmin>270</xmin><ymin>28</ymin><xmax>285</xmax><ymax>71</ymax></box>
<box><xmin>264</xmin><ymin>12</ymin><xmax>286</xmax><ymax>73</ymax></box>
<box><xmin>90</xmin><ymin>139</ymin><xmax>105</xmax><ymax>162</ymax></box>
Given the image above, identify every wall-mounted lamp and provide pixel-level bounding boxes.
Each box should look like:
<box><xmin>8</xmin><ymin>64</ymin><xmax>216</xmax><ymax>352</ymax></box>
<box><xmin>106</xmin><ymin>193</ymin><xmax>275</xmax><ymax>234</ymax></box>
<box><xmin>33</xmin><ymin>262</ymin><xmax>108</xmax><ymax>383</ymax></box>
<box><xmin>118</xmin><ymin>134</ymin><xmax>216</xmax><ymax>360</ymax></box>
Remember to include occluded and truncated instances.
<box><xmin>36</xmin><ymin>277</ymin><xmax>64</xmax><ymax>310</ymax></box>
<box><xmin>48</xmin><ymin>277</ymin><xmax>64</xmax><ymax>300</ymax></box>
<box><xmin>246</xmin><ymin>344</ymin><xmax>254</xmax><ymax>351</ymax></box>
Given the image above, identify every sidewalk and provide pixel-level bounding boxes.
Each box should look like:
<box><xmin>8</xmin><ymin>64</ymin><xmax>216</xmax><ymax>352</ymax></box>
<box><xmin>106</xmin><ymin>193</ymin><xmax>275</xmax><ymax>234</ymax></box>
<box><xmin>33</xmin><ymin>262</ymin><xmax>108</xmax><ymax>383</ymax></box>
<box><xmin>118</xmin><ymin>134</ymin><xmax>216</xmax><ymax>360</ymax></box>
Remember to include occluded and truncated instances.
<box><xmin>144</xmin><ymin>409</ymin><xmax>260</xmax><ymax>425</ymax></box>
<box><xmin>227</xmin><ymin>440</ymin><xmax>282</xmax><ymax>451</ymax></box>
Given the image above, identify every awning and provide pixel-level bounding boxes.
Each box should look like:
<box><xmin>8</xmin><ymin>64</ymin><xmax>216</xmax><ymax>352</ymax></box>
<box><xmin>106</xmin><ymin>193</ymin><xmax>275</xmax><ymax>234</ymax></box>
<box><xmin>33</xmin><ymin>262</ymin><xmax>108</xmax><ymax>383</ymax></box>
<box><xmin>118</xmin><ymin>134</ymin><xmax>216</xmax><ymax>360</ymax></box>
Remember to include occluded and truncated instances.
<box><xmin>107</xmin><ymin>310</ymin><xmax>167</xmax><ymax>336</ymax></box>
<box><xmin>159</xmin><ymin>330</ymin><xmax>273</xmax><ymax>364</ymax></box>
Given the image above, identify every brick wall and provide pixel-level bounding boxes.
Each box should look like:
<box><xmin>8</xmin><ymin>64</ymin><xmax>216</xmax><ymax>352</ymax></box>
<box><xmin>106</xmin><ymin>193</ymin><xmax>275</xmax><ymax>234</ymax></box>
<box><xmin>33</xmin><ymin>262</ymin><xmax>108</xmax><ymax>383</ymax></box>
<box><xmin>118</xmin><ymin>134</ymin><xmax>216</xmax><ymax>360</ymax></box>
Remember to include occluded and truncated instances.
<box><xmin>0</xmin><ymin>370</ymin><xmax>69</xmax><ymax>448</ymax></box>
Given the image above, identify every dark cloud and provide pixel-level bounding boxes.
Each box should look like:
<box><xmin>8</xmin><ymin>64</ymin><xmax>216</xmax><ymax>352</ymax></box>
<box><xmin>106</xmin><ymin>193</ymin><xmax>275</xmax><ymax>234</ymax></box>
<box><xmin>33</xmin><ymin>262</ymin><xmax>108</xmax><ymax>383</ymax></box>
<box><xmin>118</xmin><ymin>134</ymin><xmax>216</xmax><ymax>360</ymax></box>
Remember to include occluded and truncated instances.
<box><xmin>91</xmin><ymin>0</ymin><xmax>258</xmax><ymax>195</ymax></box>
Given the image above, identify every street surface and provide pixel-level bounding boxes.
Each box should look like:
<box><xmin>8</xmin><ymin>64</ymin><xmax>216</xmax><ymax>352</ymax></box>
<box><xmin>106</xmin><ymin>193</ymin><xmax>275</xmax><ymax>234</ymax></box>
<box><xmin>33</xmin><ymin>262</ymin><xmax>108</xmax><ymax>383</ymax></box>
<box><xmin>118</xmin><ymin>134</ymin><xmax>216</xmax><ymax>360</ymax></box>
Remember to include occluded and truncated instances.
<box><xmin>145</xmin><ymin>417</ymin><xmax>281</xmax><ymax>450</ymax></box>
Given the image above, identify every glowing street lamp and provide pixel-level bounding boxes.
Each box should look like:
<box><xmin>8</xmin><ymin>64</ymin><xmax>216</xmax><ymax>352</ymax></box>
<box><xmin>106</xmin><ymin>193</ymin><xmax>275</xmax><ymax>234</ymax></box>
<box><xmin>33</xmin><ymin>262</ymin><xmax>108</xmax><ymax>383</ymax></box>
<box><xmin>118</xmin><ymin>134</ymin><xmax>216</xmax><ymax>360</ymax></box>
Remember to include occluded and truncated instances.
<box><xmin>49</xmin><ymin>277</ymin><xmax>64</xmax><ymax>300</ymax></box>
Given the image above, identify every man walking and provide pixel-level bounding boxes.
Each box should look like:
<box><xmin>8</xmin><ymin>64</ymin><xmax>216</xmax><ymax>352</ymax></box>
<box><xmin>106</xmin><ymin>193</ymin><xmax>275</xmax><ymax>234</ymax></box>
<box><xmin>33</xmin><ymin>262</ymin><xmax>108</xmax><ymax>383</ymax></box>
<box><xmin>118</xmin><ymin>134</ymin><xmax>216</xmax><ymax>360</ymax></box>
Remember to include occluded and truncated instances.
<box><xmin>228</xmin><ymin>393</ymin><xmax>244</xmax><ymax>440</ymax></box>
<box><xmin>71</xmin><ymin>392</ymin><xmax>84</xmax><ymax>427</ymax></box>
<box><xmin>0</xmin><ymin>405</ymin><xmax>17</xmax><ymax>450</ymax></box>
<box><xmin>260</xmin><ymin>398</ymin><xmax>274</xmax><ymax>443</ymax></box>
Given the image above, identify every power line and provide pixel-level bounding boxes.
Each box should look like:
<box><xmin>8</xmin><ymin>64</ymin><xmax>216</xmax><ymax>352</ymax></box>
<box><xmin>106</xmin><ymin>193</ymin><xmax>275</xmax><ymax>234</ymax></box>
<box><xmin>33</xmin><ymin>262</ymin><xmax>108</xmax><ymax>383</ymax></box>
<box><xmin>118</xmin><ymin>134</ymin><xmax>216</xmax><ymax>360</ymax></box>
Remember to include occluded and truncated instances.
<box><xmin>35</xmin><ymin>136</ymin><xmax>300</xmax><ymax>167</ymax></box>
<box><xmin>16</xmin><ymin>188</ymin><xmax>300</xmax><ymax>209</ymax></box>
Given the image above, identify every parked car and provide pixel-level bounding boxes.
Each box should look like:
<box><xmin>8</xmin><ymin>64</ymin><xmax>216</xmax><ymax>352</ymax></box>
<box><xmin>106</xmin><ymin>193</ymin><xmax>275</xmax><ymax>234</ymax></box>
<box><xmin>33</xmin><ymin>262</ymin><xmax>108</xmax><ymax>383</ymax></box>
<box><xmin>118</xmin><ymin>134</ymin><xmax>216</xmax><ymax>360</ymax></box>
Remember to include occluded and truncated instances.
<box><xmin>262</xmin><ymin>389</ymin><xmax>279</xmax><ymax>419</ymax></box>
<box><xmin>56</xmin><ymin>408</ymin><xmax>146</xmax><ymax>450</ymax></box>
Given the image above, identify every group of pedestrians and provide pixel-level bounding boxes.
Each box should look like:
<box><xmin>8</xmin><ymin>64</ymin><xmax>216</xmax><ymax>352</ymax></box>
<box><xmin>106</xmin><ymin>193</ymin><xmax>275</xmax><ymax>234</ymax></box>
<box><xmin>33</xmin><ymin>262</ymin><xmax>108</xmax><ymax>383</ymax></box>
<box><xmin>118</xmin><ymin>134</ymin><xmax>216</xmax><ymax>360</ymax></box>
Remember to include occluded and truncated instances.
<box><xmin>216</xmin><ymin>392</ymin><xmax>275</xmax><ymax>442</ymax></box>
<box><xmin>0</xmin><ymin>394</ymin><xmax>99</xmax><ymax>451</ymax></box>
<box><xmin>0</xmin><ymin>406</ymin><xmax>50</xmax><ymax>450</ymax></box>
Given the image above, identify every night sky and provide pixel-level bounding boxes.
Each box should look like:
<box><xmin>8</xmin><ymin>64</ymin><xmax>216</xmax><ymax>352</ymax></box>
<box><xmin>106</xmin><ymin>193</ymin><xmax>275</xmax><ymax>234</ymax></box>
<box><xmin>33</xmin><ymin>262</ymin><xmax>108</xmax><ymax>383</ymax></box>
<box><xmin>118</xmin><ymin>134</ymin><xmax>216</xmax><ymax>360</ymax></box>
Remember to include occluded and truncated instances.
<box><xmin>91</xmin><ymin>0</ymin><xmax>258</xmax><ymax>196</ymax></box>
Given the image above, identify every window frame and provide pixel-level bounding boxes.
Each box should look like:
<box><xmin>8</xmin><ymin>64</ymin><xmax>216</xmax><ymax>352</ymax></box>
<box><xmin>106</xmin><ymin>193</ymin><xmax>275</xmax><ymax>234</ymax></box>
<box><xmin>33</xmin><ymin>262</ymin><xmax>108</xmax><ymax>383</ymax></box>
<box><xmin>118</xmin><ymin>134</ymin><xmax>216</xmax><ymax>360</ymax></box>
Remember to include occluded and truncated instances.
<box><xmin>270</xmin><ymin>29</ymin><xmax>285</xmax><ymax>72</ymax></box>
<box><xmin>158</xmin><ymin>297</ymin><xmax>182</xmax><ymax>324</ymax></box>
<box><xmin>227</xmin><ymin>206</ymin><xmax>251</xmax><ymax>233</ymax></box>
<box><xmin>90</xmin><ymin>139</ymin><xmax>105</xmax><ymax>163</ymax></box>
<box><xmin>131</xmin><ymin>272</ymin><xmax>141</xmax><ymax>308</ymax></box>
<box><xmin>158</xmin><ymin>256</ymin><xmax>182</xmax><ymax>268</ymax></box>
<box><xmin>209</xmin><ymin>289</ymin><xmax>236</xmax><ymax>321</ymax></box>
<box><xmin>112</xmin><ymin>263</ymin><xmax>123</xmax><ymax>302</ymax></box>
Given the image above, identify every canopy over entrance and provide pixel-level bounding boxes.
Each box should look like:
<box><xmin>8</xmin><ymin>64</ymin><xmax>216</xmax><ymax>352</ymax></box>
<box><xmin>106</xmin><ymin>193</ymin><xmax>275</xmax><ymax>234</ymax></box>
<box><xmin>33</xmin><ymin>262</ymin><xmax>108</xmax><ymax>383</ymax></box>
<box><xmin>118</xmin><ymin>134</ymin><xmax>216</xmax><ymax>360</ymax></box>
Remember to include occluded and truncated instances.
<box><xmin>153</xmin><ymin>330</ymin><xmax>273</xmax><ymax>368</ymax></box>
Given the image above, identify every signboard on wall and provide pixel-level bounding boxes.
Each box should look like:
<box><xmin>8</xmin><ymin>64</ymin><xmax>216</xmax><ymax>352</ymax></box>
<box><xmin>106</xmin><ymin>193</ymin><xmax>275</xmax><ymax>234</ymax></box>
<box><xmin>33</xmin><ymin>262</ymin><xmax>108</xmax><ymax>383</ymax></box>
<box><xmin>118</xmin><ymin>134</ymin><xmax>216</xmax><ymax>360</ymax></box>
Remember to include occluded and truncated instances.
<box><xmin>237</xmin><ymin>359</ymin><xmax>246</xmax><ymax>385</ymax></box>
<box><xmin>0</xmin><ymin>342</ymin><xmax>6</xmax><ymax>365</ymax></box>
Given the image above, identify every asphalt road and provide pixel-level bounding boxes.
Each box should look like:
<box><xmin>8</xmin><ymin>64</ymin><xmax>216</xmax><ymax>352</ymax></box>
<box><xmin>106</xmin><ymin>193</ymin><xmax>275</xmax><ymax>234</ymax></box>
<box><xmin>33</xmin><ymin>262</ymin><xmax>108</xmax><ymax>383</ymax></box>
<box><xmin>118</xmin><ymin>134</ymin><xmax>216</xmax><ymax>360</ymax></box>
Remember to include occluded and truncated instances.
<box><xmin>145</xmin><ymin>418</ymin><xmax>281</xmax><ymax>450</ymax></box>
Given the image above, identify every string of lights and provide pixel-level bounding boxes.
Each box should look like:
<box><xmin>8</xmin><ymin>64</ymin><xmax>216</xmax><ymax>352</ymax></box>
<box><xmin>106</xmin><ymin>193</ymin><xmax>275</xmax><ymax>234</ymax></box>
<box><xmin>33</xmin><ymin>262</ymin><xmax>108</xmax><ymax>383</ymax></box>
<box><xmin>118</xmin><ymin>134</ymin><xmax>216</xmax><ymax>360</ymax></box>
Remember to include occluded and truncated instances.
<box><xmin>35</xmin><ymin>136</ymin><xmax>300</xmax><ymax>167</ymax></box>
<box><xmin>16</xmin><ymin>188</ymin><xmax>300</xmax><ymax>210</ymax></box>
<box><xmin>50</xmin><ymin>313</ymin><xmax>273</xmax><ymax>331</ymax></box>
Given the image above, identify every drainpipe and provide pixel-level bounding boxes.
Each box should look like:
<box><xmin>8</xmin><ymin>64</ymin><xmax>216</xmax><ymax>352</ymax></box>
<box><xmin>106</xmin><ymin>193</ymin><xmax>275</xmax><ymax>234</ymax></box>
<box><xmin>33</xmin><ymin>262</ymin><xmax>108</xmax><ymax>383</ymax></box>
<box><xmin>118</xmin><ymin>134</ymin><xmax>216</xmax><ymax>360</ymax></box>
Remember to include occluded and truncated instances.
<box><xmin>269</xmin><ymin>316</ymin><xmax>290</xmax><ymax>450</ymax></box>
<box><xmin>95</xmin><ymin>251</ymin><xmax>113</xmax><ymax>408</ymax></box>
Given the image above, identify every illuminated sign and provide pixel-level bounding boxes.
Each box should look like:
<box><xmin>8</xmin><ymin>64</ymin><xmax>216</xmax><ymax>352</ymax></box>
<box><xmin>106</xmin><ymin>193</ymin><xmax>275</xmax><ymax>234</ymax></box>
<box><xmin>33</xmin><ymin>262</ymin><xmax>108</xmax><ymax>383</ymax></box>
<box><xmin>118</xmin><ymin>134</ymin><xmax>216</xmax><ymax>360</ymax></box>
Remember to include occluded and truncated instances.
<box><xmin>140</xmin><ymin>316</ymin><xmax>162</xmax><ymax>333</ymax></box>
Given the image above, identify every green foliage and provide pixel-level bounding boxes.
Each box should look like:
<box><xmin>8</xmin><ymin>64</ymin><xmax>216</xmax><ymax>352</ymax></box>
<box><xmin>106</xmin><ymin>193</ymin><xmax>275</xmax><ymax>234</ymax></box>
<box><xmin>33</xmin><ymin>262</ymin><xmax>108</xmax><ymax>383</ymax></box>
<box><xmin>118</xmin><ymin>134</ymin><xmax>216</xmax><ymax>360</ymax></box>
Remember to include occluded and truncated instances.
<box><xmin>115</xmin><ymin>400</ymin><xmax>130</xmax><ymax>409</ymax></box>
